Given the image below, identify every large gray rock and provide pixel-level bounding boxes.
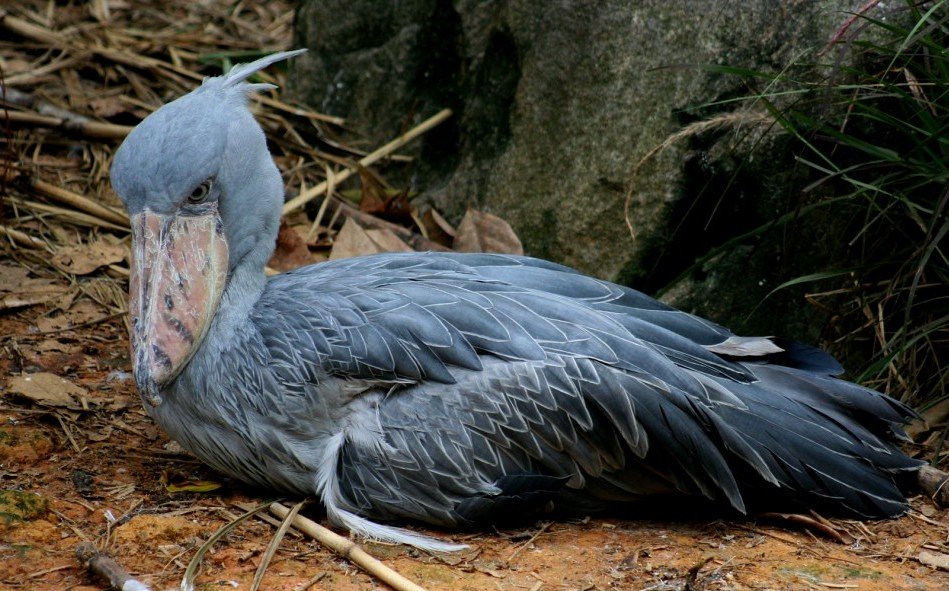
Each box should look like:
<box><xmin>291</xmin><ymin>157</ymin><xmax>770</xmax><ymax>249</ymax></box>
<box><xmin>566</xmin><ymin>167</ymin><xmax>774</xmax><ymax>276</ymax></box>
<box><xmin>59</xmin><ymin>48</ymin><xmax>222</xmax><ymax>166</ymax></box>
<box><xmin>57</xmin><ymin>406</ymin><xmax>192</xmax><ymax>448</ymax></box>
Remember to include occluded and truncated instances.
<box><xmin>291</xmin><ymin>0</ymin><xmax>862</xmax><ymax>339</ymax></box>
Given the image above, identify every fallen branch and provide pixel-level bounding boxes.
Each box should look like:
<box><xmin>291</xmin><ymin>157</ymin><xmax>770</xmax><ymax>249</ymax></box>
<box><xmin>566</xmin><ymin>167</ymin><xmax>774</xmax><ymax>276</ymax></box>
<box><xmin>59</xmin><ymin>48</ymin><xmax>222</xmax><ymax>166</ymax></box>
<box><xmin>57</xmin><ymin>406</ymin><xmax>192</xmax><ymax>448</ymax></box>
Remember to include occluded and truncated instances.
<box><xmin>269</xmin><ymin>502</ymin><xmax>430</xmax><ymax>591</ymax></box>
<box><xmin>76</xmin><ymin>542</ymin><xmax>151</xmax><ymax>591</ymax></box>
<box><xmin>282</xmin><ymin>108</ymin><xmax>453</xmax><ymax>215</ymax></box>
<box><xmin>918</xmin><ymin>465</ymin><xmax>949</xmax><ymax>507</ymax></box>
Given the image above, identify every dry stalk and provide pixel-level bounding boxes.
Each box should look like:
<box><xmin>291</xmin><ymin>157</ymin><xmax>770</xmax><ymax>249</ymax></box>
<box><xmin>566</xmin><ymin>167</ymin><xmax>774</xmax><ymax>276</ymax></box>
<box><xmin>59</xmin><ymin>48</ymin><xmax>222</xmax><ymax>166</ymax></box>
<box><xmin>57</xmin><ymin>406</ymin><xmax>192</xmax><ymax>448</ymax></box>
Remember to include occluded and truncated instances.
<box><xmin>250</xmin><ymin>500</ymin><xmax>306</xmax><ymax>591</ymax></box>
<box><xmin>3</xmin><ymin>109</ymin><xmax>133</xmax><ymax>140</ymax></box>
<box><xmin>257</xmin><ymin>95</ymin><xmax>345</xmax><ymax>126</ymax></box>
<box><xmin>27</xmin><ymin>176</ymin><xmax>129</xmax><ymax>227</ymax></box>
<box><xmin>505</xmin><ymin>521</ymin><xmax>553</xmax><ymax>565</ymax></box>
<box><xmin>0</xmin><ymin>224</ymin><xmax>49</xmax><ymax>249</ymax></box>
<box><xmin>269</xmin><ymin>502</ymin><xmax>431</xmax><ymax>591</ymax></box>
<box><xmin>623</xmin><ymin>110</ymin><xmax>773</xmax><ymax>240</ymax></box>
<box><xmin>9</xmin><ymin>198</ymin><xmax>128</xmax><ymax>232</ymax></box>
<box><xmin>0</xmin><ymin>11</ymin><xmax>202</xmax><ymax>84</ymax></box>
<box><xmin>1</xmin><ymin>53</ymin><xmax>86</xmax><ymax>87</ymax></box>
<box><xmin>0</xmin><ymin>10</ymin><xmax>65</xmax><ymax>46</ymax></box>
<box><xmin>3</xmin><ymin>85</ymin><xmax>92</xmax><ymax>122</ymax></box>
<box><xmin>282</xmin><ymin>108</ymin><xmax>453</xmax><ymax>214</ymax></box>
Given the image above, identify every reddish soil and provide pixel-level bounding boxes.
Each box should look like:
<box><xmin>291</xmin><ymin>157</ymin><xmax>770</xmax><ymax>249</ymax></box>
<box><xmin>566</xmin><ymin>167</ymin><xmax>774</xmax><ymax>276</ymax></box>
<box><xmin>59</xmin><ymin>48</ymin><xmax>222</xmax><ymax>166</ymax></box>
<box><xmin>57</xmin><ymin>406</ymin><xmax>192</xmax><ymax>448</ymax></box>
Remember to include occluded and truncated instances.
<box><xmin>1</xmin><ymin>291</ymin><xmax>947</xmax><ymax>591</ymax></box>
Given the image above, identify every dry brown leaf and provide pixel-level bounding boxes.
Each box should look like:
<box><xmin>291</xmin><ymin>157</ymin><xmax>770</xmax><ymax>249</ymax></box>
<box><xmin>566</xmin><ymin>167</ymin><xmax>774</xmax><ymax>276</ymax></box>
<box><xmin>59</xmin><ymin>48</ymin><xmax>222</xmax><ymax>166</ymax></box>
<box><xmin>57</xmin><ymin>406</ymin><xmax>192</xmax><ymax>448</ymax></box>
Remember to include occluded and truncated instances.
<box><xmin>268</xmin><ymin>219</ymin><xmax>314</xmax><ymax>272</ymax></box>
<box><xmin>428</xmin><ymin>208</ymin><xmax>457</xmax><ymax>238</ymax></box>
<box><xmin>0</xmin><ymin>264</ymin><xmax>70</xmax><ymax>311</ymax></box>
<box><xmin>329</xmin><ymin>218</ymin><xmax>412</xmax><ymax>260</ymax></box>
<box><xmin>86</xmin><ymin>425</ymin><xmax>114</xmax><ymax>442</ymax></box>
<box><xmin>5</xmin><ymin>372</ymin><xmax>88</xmax><ymax>409</ymax></box>
<box><xmin>365</xmin><ymin>227</ymin><xmax>414</xmax><ymax>254</ymax></box>
<box><xmin>52</xmin><ymin>239</ymin><xmax>125</xmax><ymax>275</ymax></box>
<box><xmin>33</xmin><ymin>339</ymin><xmax>79</xmax><ymax>355</ymax></box>
<box><xmin>358</xmin><ymin>181</ymin><xmax>388</xmax><ymax>215</ymax></box>
<box><xmin>36</xmin><ymin>300</ymin><xmax>108</xmax><ymax>333</ymax></box>
<box><xmin>918</xmin><ymin>550</ymin><xmax>949</xmax><ymax>571</ymax></box>
<box><xmin>453</xmin><ymin>209</ymin><xmax>524</xmax><ymax>255</ymax></box>
<box><xmin>88</xmin><ymin>96</ymin><xmax>126</xmax><ymax>118</ymax></box>
<box><xmin>0</xmin><ymin>263</ymin><xmax>30</xmax><ymax>287</ymax></box>
<box><xmin>418</xmin><ymin>208</ymin><xmax>457</xmax><ymax>247</ymax></box>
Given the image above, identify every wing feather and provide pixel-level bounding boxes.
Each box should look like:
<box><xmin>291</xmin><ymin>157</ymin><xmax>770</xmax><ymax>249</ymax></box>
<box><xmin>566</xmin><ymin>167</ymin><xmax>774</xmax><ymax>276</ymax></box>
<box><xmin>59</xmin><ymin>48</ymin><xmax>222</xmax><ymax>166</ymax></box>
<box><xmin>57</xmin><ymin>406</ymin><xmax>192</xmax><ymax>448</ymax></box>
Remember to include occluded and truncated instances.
<box><xmin>251</xmin><ymin>252</ymin><xmax>919</xmax><ymax>532</ymax></box>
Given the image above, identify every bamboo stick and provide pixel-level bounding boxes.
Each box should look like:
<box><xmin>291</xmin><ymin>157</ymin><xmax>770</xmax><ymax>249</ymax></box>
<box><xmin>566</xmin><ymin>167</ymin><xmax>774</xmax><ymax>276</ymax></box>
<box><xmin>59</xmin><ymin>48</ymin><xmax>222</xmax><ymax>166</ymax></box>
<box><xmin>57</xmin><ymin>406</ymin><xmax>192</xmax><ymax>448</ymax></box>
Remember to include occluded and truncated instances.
<box><xmin>2</xmin><ymin>110</ymin><xmax>133</xmax><ymax>140</ymax></box>
<box><xmin>257</xmin><ymin>96</ymin><xmax>345</xmax><ymax>126</ymax></box>
<box><xmin>11</xmin><ymin>198</ymin><xmax>129</xmax><ymax>232</ymax></box>
<box><xmin>28</xmin><ymin>178</ymin><xmax>130</xmax><ymax>226</ymax></box>
<box><xmin>0</xmin><ymin>10</ymin><xmax>65</xmax><ymax>46</ymax></box>
<box><xmin>0</xmin><ymin>224</ymin><xmax>48</xmax><ymax>249</ymax></box>
<box><xmin>269</xmin><ymin>503</ymin><xmax>430</xmax><ymax>591</ymax></box>
<box><xmin>282</xmin><ymin>108</ymin><xmax>452</xmax><ymax>215</ymax></box>
<box><xmin>0</xmin><ymin>11</ymin><xmax>201</xmax><ymax>82</ymax></box>
<box><xmin>1</xmin><ymin>54</ymin><xmax>85</xmax><ymax>87</ymax></box>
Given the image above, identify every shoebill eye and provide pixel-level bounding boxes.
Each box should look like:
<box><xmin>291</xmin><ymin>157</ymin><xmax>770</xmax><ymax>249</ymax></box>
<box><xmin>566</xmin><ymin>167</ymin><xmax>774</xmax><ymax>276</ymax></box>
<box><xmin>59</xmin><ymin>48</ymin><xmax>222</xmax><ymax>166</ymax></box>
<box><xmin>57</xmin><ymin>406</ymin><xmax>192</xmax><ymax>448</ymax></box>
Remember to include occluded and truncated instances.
<box><xmin>188</xmin><ymin>179</ymin><xmax>213</xmax><ymax>204</ymax></box>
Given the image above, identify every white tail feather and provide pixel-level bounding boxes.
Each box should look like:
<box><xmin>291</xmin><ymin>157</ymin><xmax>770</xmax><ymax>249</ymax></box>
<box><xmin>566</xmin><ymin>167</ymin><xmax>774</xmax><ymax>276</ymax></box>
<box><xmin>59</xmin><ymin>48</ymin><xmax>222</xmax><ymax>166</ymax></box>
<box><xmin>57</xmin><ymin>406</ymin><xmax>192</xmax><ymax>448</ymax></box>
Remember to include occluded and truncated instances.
<box><xmin>315</xmin><ymin>432</ymin><xmax>468</xmax><ymax>552</ymax></box>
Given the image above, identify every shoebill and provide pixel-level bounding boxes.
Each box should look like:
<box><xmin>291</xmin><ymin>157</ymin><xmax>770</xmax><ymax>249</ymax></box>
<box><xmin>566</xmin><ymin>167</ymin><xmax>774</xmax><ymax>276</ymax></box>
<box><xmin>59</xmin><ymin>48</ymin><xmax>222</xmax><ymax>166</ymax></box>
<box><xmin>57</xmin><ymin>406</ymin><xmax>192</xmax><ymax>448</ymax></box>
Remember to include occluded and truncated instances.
<box><xmin>109</xmin><ymin>50</ymin><xmax>921</xmax><ymax>551</ymax></box>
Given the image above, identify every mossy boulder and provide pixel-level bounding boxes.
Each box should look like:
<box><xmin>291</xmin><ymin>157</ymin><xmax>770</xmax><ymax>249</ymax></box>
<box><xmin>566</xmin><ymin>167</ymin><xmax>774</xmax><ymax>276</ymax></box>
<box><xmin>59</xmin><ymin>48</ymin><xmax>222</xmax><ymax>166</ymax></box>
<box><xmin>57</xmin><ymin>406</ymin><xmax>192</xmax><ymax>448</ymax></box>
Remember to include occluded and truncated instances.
<box><xmin>292</xmin><ymin>0</ymin><xmax>871</xmax><ymax>343</ymax></box>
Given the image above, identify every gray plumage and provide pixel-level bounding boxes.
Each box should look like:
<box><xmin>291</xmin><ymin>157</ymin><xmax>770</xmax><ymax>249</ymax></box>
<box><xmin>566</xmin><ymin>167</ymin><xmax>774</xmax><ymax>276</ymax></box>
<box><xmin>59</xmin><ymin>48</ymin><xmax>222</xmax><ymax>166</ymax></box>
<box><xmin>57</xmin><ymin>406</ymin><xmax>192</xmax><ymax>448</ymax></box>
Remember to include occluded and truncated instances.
<box><xmin>111</xmin><ymin>51</ymin><xmax>921</xmax><ymax>551</ymax></box>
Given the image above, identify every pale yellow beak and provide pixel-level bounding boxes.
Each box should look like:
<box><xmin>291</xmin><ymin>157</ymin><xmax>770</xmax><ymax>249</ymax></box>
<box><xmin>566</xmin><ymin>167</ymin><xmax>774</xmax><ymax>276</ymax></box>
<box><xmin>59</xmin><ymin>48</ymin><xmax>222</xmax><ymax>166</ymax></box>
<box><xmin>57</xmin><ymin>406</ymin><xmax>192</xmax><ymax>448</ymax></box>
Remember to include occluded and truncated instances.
<box><xmin>129</xmin><ymin>205</ymin><xmax>228</xmax><ymax>406</ymax></box>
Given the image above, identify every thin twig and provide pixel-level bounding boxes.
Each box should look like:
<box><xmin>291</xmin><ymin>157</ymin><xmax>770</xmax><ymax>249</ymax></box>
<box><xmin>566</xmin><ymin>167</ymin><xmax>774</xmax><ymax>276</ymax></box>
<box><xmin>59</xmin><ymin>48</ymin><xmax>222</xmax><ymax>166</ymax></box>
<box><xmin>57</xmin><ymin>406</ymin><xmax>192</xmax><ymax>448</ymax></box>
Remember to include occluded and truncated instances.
<box><xmin>250</xmin><ymin>500</ymin><xmax>307</xmax><ymax>591</ymax></box>
<box><xmin>270</xmin><ymin>502</ymin><xmax>431</xmax><ymax>591</ymax></box>
<box><xmin>505</xmin><ymin>521</ymin><xmax>553</xmax><ymax>565</ymax></box>
<box><xmin>296</xmin><ymin>572</ymin><xmax>327</xmax><ymax>591</ymax></box>
<box><xmin>181</xmin><ymin>501</ymin><xmax>274</xmax><ymax>591</ymax></box>
<box><xmin>758</xmin><ymin>512</ymin><xmax>854</xmax><ymax>544</ymax></box>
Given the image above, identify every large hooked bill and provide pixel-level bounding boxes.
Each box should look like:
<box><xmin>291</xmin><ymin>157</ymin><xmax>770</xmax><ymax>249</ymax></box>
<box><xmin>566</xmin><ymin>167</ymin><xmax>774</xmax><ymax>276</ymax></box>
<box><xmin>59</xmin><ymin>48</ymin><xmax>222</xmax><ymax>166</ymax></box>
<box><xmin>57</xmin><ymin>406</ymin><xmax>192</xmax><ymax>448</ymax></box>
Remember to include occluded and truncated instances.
<box><xmin>129</xmin><ymin>204</ymin><xmax>228</xmax><ymax>406</ymax></box>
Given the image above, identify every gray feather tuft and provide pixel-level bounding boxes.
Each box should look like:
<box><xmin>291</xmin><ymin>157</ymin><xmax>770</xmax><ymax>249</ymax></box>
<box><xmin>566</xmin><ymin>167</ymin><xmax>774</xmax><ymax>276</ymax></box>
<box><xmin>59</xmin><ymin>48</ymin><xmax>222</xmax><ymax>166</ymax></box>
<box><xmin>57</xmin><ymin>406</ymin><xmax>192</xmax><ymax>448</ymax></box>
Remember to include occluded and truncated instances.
<box><xmin>219</xmin><ymin>49</ymin><xmax>307</xmax><ymax>89</ymax></box>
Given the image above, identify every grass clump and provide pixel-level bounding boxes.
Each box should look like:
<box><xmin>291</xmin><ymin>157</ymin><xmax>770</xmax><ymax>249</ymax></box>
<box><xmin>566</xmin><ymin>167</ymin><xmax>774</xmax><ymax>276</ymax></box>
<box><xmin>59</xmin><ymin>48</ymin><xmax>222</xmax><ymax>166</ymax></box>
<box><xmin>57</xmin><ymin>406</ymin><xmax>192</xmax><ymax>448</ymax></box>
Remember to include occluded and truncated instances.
<box><xmin>670</xmin><ymin>1</ymin><xmax>947</xmax><ymax>426</ymax></box>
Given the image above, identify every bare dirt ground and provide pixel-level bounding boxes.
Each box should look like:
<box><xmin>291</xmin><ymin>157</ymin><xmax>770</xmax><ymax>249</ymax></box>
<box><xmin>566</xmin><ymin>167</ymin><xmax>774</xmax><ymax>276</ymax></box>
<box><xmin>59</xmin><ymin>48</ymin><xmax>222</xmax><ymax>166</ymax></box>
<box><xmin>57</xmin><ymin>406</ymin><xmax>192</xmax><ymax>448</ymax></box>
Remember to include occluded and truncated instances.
<box><xmin>1</xmin><ymin>298</ymin><xmax>947</xmax><ymax>591</ymax></box>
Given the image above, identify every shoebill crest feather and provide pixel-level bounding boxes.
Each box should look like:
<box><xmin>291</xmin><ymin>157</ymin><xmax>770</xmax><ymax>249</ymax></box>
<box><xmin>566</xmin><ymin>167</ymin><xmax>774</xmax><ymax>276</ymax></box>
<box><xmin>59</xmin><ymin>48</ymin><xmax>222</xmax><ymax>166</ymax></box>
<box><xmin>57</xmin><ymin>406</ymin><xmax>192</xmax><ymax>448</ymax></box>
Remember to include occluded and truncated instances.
<box><xmin>110</xmin><ymin>50</ymin><xmax>922</xmax><ymax>551</ymax></box>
